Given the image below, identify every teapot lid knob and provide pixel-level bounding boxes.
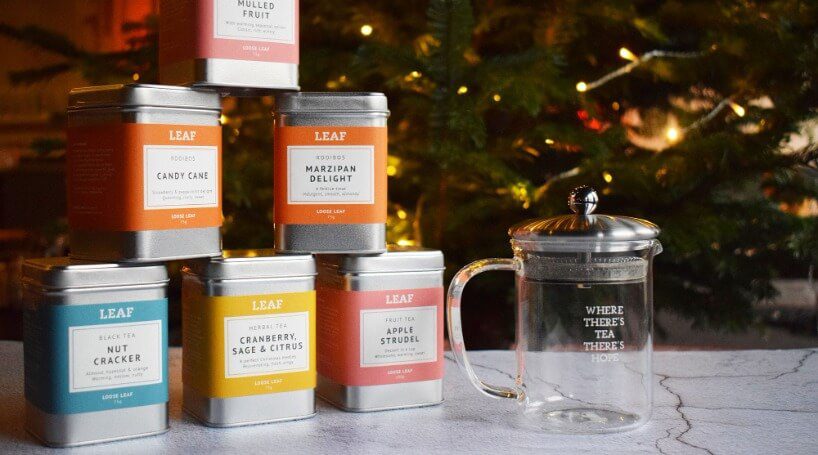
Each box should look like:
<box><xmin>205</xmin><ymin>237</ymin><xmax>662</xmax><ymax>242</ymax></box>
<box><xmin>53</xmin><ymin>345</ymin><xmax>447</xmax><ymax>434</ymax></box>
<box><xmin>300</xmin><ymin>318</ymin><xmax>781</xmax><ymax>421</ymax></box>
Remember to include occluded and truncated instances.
<box><xmin>568</xmin><ymin>186</ymin><xmax>598</xmax><ymax>215</ymax></box>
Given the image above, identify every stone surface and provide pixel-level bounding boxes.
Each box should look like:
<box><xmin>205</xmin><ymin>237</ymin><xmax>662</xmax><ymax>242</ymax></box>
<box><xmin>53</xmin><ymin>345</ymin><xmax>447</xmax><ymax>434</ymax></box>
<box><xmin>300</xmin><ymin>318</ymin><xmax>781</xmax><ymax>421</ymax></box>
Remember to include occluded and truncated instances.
<box><xmin>1</xmin><ymin>341</ymin><xmax>816</xmax><ymax>454</ymax></box>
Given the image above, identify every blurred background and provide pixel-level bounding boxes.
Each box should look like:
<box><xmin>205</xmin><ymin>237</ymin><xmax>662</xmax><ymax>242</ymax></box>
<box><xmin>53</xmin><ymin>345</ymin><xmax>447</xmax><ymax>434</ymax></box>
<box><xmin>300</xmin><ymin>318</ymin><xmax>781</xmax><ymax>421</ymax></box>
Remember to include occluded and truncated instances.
<box><xmin>0</xmin><ymin>0</ymin><xmax>816</xmax><ymax>349</ymax></box>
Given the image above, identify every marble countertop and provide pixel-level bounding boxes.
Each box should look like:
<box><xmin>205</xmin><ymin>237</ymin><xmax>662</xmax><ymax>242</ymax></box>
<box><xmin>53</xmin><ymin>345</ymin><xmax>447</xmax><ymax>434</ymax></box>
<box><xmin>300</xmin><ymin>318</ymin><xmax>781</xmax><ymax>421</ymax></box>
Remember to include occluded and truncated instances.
<box><xmin>0</xmin><ymin>341</ymin><xmax>816</xmax><ymax>454</ymax></box>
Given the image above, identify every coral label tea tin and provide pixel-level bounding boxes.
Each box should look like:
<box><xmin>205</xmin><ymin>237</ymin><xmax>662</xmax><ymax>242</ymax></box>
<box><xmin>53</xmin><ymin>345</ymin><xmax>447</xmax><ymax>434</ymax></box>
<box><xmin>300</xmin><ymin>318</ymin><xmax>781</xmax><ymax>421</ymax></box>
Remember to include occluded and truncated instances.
<box><xmin>67</xmin><ymin>84</ymin><xmax>223</xmax><ymax>263</ymax></box>
<box><xmin>182</xmin><ymin>250</ymin><xmax>317</xmax><ymax>426</ymax></box>
<box><xmin>159</xmin><ymin>0</ymin><xmax>299</xmax><ymax>95</ymax></box>
<box><xmin>23</xmin><ymin>258</ymin><xmax>169</xmax><ymax>447</ymax></box>
<box><xmin>274</xmin><ymin>92</ymin><xmax>389</xmax><ymax>253</ymax></box>
<box><xmin>316</xmin><ymin>247</ymin><xmax>445</xmax><ymax>411</ymax></box>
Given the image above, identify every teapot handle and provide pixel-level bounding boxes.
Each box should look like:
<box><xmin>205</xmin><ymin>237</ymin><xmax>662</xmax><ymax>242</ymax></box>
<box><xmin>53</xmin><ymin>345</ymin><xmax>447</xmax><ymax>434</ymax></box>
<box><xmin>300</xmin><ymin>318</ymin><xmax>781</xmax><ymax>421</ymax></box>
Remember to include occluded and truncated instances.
<box><xmin>446</xmin><ymin>258</ymin><xmax>522</xmax><ymax>400</ymax></box>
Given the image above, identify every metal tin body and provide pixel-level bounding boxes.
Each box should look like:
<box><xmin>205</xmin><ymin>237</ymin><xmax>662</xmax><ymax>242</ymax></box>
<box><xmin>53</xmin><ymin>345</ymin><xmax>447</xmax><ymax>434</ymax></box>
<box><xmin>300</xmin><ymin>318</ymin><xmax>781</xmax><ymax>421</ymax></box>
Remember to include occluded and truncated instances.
<box><xmin>273</xmin><ymin>92</ymin><xmax>389</xmax><ymax>254</ymax></box>
<box><xmin>159</xmin><ymin>0</ymin><xmax>299</xmax><ymax>96</ymax></box>
<box><xmin>22</xmin><ymin>258</ymin><xmax>169</xmax><ymax>447</ymax></box>
<box><xmin>316</xmin><ymin>247</ymin><xmax>445</xmax><ymax>411</ymax></box>
<box><xmin>161</xmin><ymin>59</ymin><xmax>299</xmax><ymax>97</ymax></box>
<box><xmin>67</xmin><ymin>84</ymin><xmax>223</xmax><ymax>263</ymax></box>
<box><xmin>181</xmin><ymin>250</ymin><xmax>317</xmax><ymax>427</ymax></box>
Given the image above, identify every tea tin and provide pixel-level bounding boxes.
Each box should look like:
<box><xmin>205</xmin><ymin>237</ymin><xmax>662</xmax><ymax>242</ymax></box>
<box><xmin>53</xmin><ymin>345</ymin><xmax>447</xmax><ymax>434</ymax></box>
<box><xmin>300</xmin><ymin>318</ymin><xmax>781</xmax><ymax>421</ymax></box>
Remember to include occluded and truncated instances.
<box><xmin>316</xmin><ymin>247</ymin><xmax>445</xmax><ymax>411</ymax></box>
<box><xmin>22</xmin><ymin>258</ymin><xmax>169</xmax><ymax>447</ymax></box>
<box><xmin>273</xmin><ymin>92</ymin><xmax>389</xmax><ymax>254</ymax></box>
<box><xmin>182</xmin><ymin>250</ymin><xmax>317</xmax><ymax>427</ymax></box>
<box><xmin>159</xmin><ymin>0</ymin><xmax>299</xmax><ymax>95</ymax></box>
<box><xmin>67</xmin><ymin>84</ymin><xmax>223</xmax><ymax>263</ymax></box>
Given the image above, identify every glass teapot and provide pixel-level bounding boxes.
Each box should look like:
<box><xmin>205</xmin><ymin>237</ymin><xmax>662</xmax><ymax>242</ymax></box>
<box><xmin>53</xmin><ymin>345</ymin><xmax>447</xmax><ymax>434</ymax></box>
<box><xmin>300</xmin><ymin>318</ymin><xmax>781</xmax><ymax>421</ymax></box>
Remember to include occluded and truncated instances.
<box><xmin>447</xmin><ymin>186</ymin><xmax>662</xmax><ymax>433</ymax></box>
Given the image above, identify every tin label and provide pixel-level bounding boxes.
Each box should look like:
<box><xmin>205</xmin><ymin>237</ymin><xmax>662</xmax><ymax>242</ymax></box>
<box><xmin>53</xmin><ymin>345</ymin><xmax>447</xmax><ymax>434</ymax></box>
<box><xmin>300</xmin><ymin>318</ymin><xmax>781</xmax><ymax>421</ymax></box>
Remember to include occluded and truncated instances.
<box><xmin>224</xmin><ymin>312</ymin><xmax>310</xmax><ymax>377</ymax></box>
<box><xmin>360</xmin><ymin>307</ymin><xmax>438</xmax><ymax>367</ymax></box>
<box><xmin>275</xmin><ymin>126</ymin><xmax>387</xmax><ymax>224</ymax></box>
<box><xmin>214</xmin><ymin>0</ymin><xmax>296</xmax><ymax>44</ymax></box>
<box><xmin>143</xmin><ymin>145</ymin><xmax>219</xmax><ymax>210</ymax></box>
<box><xmin>317</xmin><ymin>287</ymin><xmax>444</xmax><ymax>386</ymax></box>
<box><xmin>182</xmin><ymin>285</ymin><xmax>316</xmax><ymax>398</ymax></box>
<box><xmin>69</xmin><ymin>320</ymin><xmax>163</xmax><ymax>392</ymax></box>
<box><xmin>159</xmin><ymin>0</ymin><xmax>299</xmax><ymax>66</ymax></box>
<box><xmin>286</xmin><ymin>145</ymin><xmax>375</xmax><ymax>204</ymax></box>
<box><xmin>68</xmin><ymin>123</ymin><xmax>223</xmax><ymax>231</ymax></box>
<box><xmin>24</xmin><ymin>300</ymin><xmax>168</xmax><ymax>414</ymax></box>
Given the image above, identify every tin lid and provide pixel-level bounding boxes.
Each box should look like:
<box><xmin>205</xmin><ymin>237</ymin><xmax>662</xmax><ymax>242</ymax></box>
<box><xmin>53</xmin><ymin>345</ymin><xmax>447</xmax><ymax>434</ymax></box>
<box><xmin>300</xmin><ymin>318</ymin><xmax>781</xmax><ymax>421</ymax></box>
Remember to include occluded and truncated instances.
<box><xmin>68</xmin><ymin>84</ymin><xmax>221</xmax><ymax>111</ymax></box>
<box><xmin>274</xmin><ymin>92</ymin><xmax>389</xmax><ymax>114</ymax></box>
<box><xmin>509</xmin><ymin>186</ymin><xmax>660</xmax><ymax>243</ymax></box>
<box><xmin>22</xmin><ymin>257</ymin><xmax>169</xmax><ymax>290</ymax></box>
<box><xmin>320</xmin><ymin>246</ymin><xmax>444</xmax><ymax>274</ymax></box>
<box><xmin>184</xmin><ymin>250</ymin><xmax>316</xmax><ymax>280</ymax></box>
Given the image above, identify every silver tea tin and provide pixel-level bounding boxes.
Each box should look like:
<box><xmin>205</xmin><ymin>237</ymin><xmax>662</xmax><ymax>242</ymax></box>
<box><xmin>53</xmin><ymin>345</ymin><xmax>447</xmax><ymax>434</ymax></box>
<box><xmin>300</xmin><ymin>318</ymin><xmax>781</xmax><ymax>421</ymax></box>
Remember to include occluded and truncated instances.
<box><xmin>23</xmin><ymin>258</ymin><xmax>169</xmax><ymax>447</ymax></box>
<box><xmin>181</xmin><ymin>250</ymin><xmax>317</xmax><ymax>427</ymax></box>
<box><xmin>316</xmin><ymin>247</ymin><xmax>445</xmax><ymax>411</ymax></box>
<box><xmin>159</xmin><ymin>0</ymin><xmax>299</xmax><ymax>96</ymax></box>
<box><xmin>273</xmin><ymin>92</ymin><xmax>389</xmax><ymax>254</ymax></box>
<box><xmin>67</xmin><ymin>84</ymin><xmax>223</xmax><ymax>263</ymax></box>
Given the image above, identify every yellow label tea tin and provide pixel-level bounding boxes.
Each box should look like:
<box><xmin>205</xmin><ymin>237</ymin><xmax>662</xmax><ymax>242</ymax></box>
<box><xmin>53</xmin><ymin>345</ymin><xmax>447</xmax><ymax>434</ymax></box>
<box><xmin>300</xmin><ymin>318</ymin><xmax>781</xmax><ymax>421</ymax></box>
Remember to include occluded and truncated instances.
<box><xmin>182</xmin><ymin>250</ymin><xmax>316</xmax><ymax>427</ymax></box>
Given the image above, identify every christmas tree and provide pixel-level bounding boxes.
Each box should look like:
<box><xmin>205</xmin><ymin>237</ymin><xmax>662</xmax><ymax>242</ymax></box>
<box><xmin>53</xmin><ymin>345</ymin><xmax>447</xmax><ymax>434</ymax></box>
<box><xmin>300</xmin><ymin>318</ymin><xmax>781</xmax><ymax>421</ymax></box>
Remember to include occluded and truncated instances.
<box><xmin>2</xmin><ymin>0</ymin><xmax>817</xmax><ymax>346</ymax></box>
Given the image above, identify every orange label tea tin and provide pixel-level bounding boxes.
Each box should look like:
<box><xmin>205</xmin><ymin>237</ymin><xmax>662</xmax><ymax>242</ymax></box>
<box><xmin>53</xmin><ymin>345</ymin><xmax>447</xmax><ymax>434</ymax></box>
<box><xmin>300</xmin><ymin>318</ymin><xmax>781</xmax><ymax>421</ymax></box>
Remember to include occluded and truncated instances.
<box><xmin>273</xmin><ymin>92</ymin><xmax>389</xmax><ymax>253</ymax></box>
<box><xmin>67</xmin><ymin>84</ymin><xmax>223</xmax><ymax>262</ymax></box>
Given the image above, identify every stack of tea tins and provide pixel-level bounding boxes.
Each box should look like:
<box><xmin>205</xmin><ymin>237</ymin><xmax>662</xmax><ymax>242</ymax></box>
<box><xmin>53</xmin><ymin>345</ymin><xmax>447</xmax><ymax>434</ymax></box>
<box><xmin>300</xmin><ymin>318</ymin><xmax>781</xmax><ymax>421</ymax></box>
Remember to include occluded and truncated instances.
<box><xmin>22</xmin><ymin>0</ymin><xmax>444</xmax><ymax>448</ymax></box>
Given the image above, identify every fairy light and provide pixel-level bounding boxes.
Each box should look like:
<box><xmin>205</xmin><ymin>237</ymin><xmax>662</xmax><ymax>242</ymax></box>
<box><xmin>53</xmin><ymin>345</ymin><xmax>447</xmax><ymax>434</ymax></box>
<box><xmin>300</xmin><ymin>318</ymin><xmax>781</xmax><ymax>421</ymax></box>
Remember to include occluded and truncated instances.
<box><xmin>576</xmin><ymin>49</ymin><xmax>703</xmax><ymax>93</ymax></box>
<box><xmin>396</xmin><ymin>238</ymin><xmax>415</xmax><ymax>246</ymax></box>
<box><xmin>132</xmin><ymin>73</ymin><xmax>140</xmax><ymax>81</ymax></box>
<box><xmin>360</xmin><ymin>24</ymin><xmax>373</xmax><ymax>36</ymax></box>
<box><xmin>397</xmin><ymin>209</ymin><xmax>407</xmax><ymax>220</ymax></box>
<box><xmin>544</xmin><ymin>138</ymin><xmax>555</xmax><ymax>145</ymax></box>
<box><xmin>457</xmin><ymin>86</ymin><xmax>469</xmax><ymax>95</ymax></box>
<box><xmin>492</xmin><ymin>93</ymin><xmax>502</xmax><ymax>102</ymax></box>
<box><xmin>219</xmin><ymin>114</ymin><xmax>227</xmax><ymax>125</ymax></box>
<box><xmin>386</xmin><ymin>165</ymin><xmax>397</xmax><ymax>176</ymax></box>
<box><xmin>404</xmin><ymin>71</ymin><xmax>422</xmax><ymax>83</ymax></box>
<box><xmin>729</xmin><ymin>101</ymin><xmax>746</xmax><ymax>117</ymax></box>
<box><xmin>665</xmin><ymin>127</ymin><xmax>680</xmax><ymax>142</ymax></box>
<box><xmin>619</xmin><ymin>47</ymin><xmax>638</xmax><ymax>62</ymax></box>
<box><xmin>602</xmin><ymin>171</ymin><xmax>613</xmax><ymax>183</ymax></box>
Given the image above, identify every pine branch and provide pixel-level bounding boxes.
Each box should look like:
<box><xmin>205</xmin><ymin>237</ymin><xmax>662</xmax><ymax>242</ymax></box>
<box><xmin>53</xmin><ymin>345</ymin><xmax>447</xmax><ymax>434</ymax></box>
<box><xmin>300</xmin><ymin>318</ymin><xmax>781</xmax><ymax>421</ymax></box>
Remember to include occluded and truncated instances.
<box><xmin>0</xmin><ymin>23</ymin><xmax>87</xmax><ymax>58</ymax></box>
<box><xmin>9</xmin><ymin>63</ymin><xmax>73</xmax><ymax>85</ymax></box>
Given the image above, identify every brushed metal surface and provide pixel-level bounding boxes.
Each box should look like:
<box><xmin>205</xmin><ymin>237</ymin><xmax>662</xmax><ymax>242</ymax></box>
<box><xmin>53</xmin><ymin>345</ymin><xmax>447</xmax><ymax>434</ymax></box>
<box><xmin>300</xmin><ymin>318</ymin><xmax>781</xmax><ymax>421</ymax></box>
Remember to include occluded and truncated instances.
<box><xmin>69</xmin><ymin>84</ymin><xmax>220</xmax><ymax>111</ymax></box>
<box><xmin>275</xmin><ymin>223</ymin><xmax>386</xmax><ymax>254</ymax></box>
<box><xmin>316</xmin><ymin>247</ymin><xmax>444</xmax><ymax>274</ymax></box>
<box><xmin>22</xmin><ymin>258</ymin><xmax>168</xmax><ymax>290</ymax></box>
<box><xmin>70</xmin><ymin>228</ymin><xmax>222</xmax><ymax>263</ymax></box>
<box><xmin>317</xmin><ymin>376</ymin><xmax>443</xmax><ymax>412</ymax></box>
<box><xmin>25</xmin><ymin>401</ymin><xmax>168</xmax><ymax>448</ymax></box>
<box><xmin>183</xmin><ymin>388</ymin><xmax>315</xmax><ymax>427</ymax></box>
<box><xmin>275</xmin><ymin>92</ymin><xmax>388</xmax><ymax>114</ymax></box>
<box><xmin>184</xmin><ymin>250</ymin><xmax>315</xmax><ymax>281</ymax></box>
<box><xmin>160</xmin><ymin>58</ymin><xmax>299</xmax><ymax>96</ymax></box>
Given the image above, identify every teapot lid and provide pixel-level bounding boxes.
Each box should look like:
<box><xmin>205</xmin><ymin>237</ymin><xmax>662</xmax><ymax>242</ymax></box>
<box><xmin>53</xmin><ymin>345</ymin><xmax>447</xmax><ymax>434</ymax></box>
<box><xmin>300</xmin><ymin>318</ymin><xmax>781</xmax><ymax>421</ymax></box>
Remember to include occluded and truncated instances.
<box><xmin>509</xmin><ymin>186</ymin><xmax>660</xmax><ymax>243</ymax></box>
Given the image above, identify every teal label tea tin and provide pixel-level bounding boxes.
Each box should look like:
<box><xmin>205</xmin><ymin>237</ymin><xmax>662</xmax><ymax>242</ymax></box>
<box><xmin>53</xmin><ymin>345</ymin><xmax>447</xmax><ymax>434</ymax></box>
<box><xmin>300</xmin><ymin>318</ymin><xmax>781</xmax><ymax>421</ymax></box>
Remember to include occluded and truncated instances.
<box><xmin>22</xmin><ymin>258</ymin><xmax>170</xmax><ymax>447</ymax></box>
<box><xmin>25</xmin><ymin>299</ymin><xmax>168</xmax><ymax>414</ymax></box>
